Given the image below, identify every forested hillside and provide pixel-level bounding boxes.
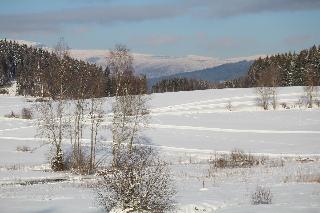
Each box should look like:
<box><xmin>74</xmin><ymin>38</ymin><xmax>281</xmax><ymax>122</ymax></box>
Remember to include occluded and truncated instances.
<box><xmin>224</xmin><ymin>45</ymin><xmax>320</xmax><ymax>88</ymax></box>
<box><xmin>1</xmin><ymin>40</ymin><xmax>319</xmax><ymax>96</ymax></box>
<box><xmin>151</xmin><ymin>46</ymin><xmax>320</xmax><ymax>93</ymax></box>
<box><xmin>0</xmin><ymin>39</ymin><xmax>147</xmax><ymax>98</ymax></box>
<box><xmin>149</xmin><ymin>60</ymin><xmax>252</xmax><ymax>87</ymax></box>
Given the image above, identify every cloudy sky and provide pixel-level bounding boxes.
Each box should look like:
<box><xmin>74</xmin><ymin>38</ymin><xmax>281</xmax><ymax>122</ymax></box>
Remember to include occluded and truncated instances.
<box><xmin>1</xmin><ymin>0</ymin><xmax>320</xmax><ymax>58</ymax></box>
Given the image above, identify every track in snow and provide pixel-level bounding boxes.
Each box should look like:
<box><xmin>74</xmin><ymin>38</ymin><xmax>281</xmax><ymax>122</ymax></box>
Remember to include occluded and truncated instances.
<box><xmin>150</xmin><ymin>124</ymin><xmax>320</xmax><ymax>134</ymax></box>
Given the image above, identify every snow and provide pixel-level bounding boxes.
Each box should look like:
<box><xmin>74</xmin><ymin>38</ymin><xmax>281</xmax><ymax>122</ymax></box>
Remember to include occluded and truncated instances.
<box><xmin>0</xmin><ymin>86</ymin><xmax>319</xmax><ymax>212</ymax></box>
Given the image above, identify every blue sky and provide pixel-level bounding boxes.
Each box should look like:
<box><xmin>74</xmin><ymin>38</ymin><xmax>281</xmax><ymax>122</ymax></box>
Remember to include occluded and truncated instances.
<box><xmin>1</xmin><ymin>0</ymin><xmax>320</xmax><ymax>58</ymax></box>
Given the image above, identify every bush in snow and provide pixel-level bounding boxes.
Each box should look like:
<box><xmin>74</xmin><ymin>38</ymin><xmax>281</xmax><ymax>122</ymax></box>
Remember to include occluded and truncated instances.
<box><xmin>303</xmin><ymin>86</ymin><xmax>319</xmax><ymax>108</ymax></box>
<box><xmin>64</xmin><ymin>148</ymin><xmax>92</xmax><ymax>175</ymax></box>
<box><xmin>209</xmin><ymin>149</ymin><xmax>263</xmax><ymax>170</ymax></box>
<box><xmin>251</xmin><ymin>186</ymin><xmax>272</xmax><ymax>205</ymax></box>
<box><xmin>255</xmin><ymin>87</ymin><xmax>273</xmax><ymax>110</ymax></box>
<box><xmin>226</xmin><ymin>100</ymin><xmax>233</xmax><ymax>111</ymax></box>
<box><xmin>97</xmin><ymin>145</ymin><xmax>176</xmax><ymax>212</ymax></box>
<box><xmin>284</xmin><ymin>167</ymin><xmax>320</xmax><ymax>184</ymax></box>
<box><xmin>280</xmin><ymin>102</ymin><xmax>289</xmax><ymax>109</ymax></box>
<box><xmin>4</xmin><ymin>111</ymin><xmax>19</xmax><ymax>118</ymax></box>
<box><xmin>21</xmin><ymin>107</ymin><xmax>32</xmax><ymax>119</ymax></box>
<box><xmin>16</xmin><ymin>145</ymin><xmax>31</xmax><ymax>152</ymax></box>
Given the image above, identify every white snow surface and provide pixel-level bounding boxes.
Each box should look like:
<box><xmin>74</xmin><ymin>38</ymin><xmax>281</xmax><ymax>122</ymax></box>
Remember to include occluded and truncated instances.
<box><xmin>0</xmin><ymin>86</ymin><xmax>319</xmax><ymax>212</ymax></box>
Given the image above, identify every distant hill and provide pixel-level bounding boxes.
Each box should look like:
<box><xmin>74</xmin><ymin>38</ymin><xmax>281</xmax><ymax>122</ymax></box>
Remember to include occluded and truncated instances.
<box><xmin>148</xmin><ymin>60</ymin><xmax>253</xmax><ymax>88</ymax></box>
<box><xmin>7</xmin><ymin>39</ymin><xmax>263</xmax><ymax>79</ymax></box>
<box><xmin>70</xmin><ymin>50</ymin><xmax>260</xmax><ymax>79</ymax></box>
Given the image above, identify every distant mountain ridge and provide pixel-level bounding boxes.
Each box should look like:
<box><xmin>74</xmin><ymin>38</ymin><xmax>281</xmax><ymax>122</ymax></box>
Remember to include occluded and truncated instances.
<box><xmin>69</xmin><ymin>50</ymin><xmax>261</xmax><ymax>79</ymax></box>
<box><xmin>7</xmin><ymin>39</ymin><xmax>264</xmax><ymax>79</ymax></box>
<box><xmin>148</xmin><ymin>60</ymin><xmax>253</xmax><ymax>88</ymax></box>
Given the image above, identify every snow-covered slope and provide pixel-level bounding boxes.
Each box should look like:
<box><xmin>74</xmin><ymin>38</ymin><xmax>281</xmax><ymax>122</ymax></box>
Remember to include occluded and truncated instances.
<box><xmin>0</xmin><ymin>87</ymin><xmax>320</xmax><ymax>213</ymax></box>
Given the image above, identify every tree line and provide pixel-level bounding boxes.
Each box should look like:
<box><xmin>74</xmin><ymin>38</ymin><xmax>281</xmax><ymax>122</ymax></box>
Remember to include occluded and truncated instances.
<box><xmin>151</xmin><ymin>77</ymin><xmax>215</xmax><ymax>93</ymax></box>
<box><xmin>152</xmin><ymin>45</ymin><xmax>320</xmax><ymax>93</ymax></box>
<box><xmin>0</xmin><ymin>39</ymin><xmax>147</xmax><ymax>98</ymax></box>
<box><xmin>222</xmin><ymin>45</ymin><xmax>320</xmax><ymax>88</ymax></box>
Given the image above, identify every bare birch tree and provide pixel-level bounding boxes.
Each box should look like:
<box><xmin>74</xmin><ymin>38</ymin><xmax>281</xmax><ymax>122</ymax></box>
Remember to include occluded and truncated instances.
<box><xmin>304</xmin><ymin>65</ymin><xmax>319</xmax><ymax>108</ymax></box>
<box><xmin>255</xmin><ymin>87</ymin><xmax>273</xmax><ymax>110</ymax></box>
<box><xmin>107</xmin><ymin>44</ymin><xmax>134</xmax><ymax>97</ymax></box>
<box><xmin>107</xmin><ymin>45</ymin><xmax>149</xmax><ymax>164</ymax></box>
<box><xmin>88</xmin><ymin>98</ymin><xmax>105</xmax><ymax>173</ymax></box>
<box><xmin>255</xmin><ymin>63</ymin><xmax>280</xmax><ymax>110</ymax></box>
<box><xmin>36</xmin><ymin>100</ymin><xmax>68</xmax><ymax>171</ymax></box>
<box><xmin>97</xmin><ymin>45</ymin><xmax>175</xmax><ymax>212</ymax></box>
<box><xmin>36</xmin><ymin>38</ymin><xmax>71</xmax><ymax>171</ymax></box>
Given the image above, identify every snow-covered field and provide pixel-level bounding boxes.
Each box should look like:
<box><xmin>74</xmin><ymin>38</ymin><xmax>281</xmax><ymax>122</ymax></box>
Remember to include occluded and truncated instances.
<box><xmin>0</xmin><ymin>87</ymin><xmax>319</xmax><ymax>212</ymax></box>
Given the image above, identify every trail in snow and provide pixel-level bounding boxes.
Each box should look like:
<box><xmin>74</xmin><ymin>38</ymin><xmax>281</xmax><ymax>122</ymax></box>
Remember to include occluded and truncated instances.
<box><xmin>0</xmin><ymin>125</ymin><xmax>34</xmax><ymax>132</ymax></box>
<box><xmin>0</xmin><ymin>136</ymin><xmax>42</xmax><ymax>141</ymax></box>
<box><xmin>149</xmin><ymin>144</ymin><xmax>320</xmax><ymax>158</ymax></box>
<box><xmin>151</xmin><ymin>93</ymin><xmax>303</xmax><ymax>115</ymax></box>
<box><xmin>149</xmin><ymin>124</ymin><xmax>320</xmax><ymax>134</ymax></box>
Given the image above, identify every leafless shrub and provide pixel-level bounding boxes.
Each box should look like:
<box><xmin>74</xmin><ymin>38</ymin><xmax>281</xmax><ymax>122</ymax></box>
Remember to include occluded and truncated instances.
<box><xmin>284</xmin><ymin>167</ymin><xmax>320</xmax><ymax>184</ymax></box>
<box><xmin>4</xmin><ymin>111</ymin><xmax>19</xmax><ymax>118</ymax></box>
<box><xmin>35</xmin><ymin>97</ymin><xmax>49</xmax><ymax>102</ymax></box>
<box><xmin>70</xmin><ymin>149</ymin><xmax>92</xmax><ymax>175</ymax></box>
<box><xmin>296</xmin><ymin>157</ymin><xmax>314</xmax><ymax>163</ymax></box>
<box><xmin>251</xmin><ymin>186</ymin><xmax>272</xmax><ymax>205</ymax></box>
<box><xmin>255</xmin><ymin>87</ymin><xmax>275</xmax><ymax>110</ymax></box>
<box><xmin>16</xmin><ymin>145</ymin><xmax>31</xmax><ymax>152</ymax></box>
<box><xmin>209</xmin><ymin>149</ymin><xmax>262</xmax><ymax>169</ymax></box>
<box><xmin>209</xmin><ymin>156</ymin><xmax>228</xmax><ymax>170</ymax></box>
<box><xmin>297</xmin><ymin>97</ymin><xmax>305</xmax><ymax>109</ymax></box>
<box><xmin>62</xmin><ymin>149</ymin><xmax>88</xmax><ymax>174</ymax></box>
<box><xmin>295</xmin><ymin>174</ymin><xmax>320</xmax><ymax>183</ymax></box>
<box><xmin>226</xmin><ymin>100</ymin><xmax>233</xmax><ymax>111</ymax></box>
<box><xmin>303</xmin><ymin>86</ymin><xmax>319</xmax><ymax>108</ymax></box>
<box><xmin>280</xmin><ymin>102</ymin><xmax>290</xmax><ymax>109</ymax></box>
<box><xmin>230</xmin><ymin>149</ymin><xmax>259</xmax><ymax>167</ymax></box>
<box><xmin>97</xmin><ymin>145</ymin><xmax>176</xmax><ymax>212</ymax></box>
<box><xmin>21</xmin><ymin>107</ymin><xmax>32</xmax><ymax>119</ymax></box>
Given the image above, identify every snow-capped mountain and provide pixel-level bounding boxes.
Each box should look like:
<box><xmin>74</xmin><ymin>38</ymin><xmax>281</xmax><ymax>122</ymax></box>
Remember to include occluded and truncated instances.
<box><xmin>69</xmin><ymin>49</ymin><xmax>264</xmax><ymax>78</ymax></box>
<box><xmin>8</xmin><ymin>39</ymin><xmax>264</xmax><ymax>78</ymax></box>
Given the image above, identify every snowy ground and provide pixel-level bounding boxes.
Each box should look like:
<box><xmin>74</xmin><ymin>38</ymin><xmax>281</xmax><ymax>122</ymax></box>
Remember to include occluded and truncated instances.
<box><xmin>0</xmin><ymin>87</ymin><xmax>319</xmax><ymax>212</ymax></box>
